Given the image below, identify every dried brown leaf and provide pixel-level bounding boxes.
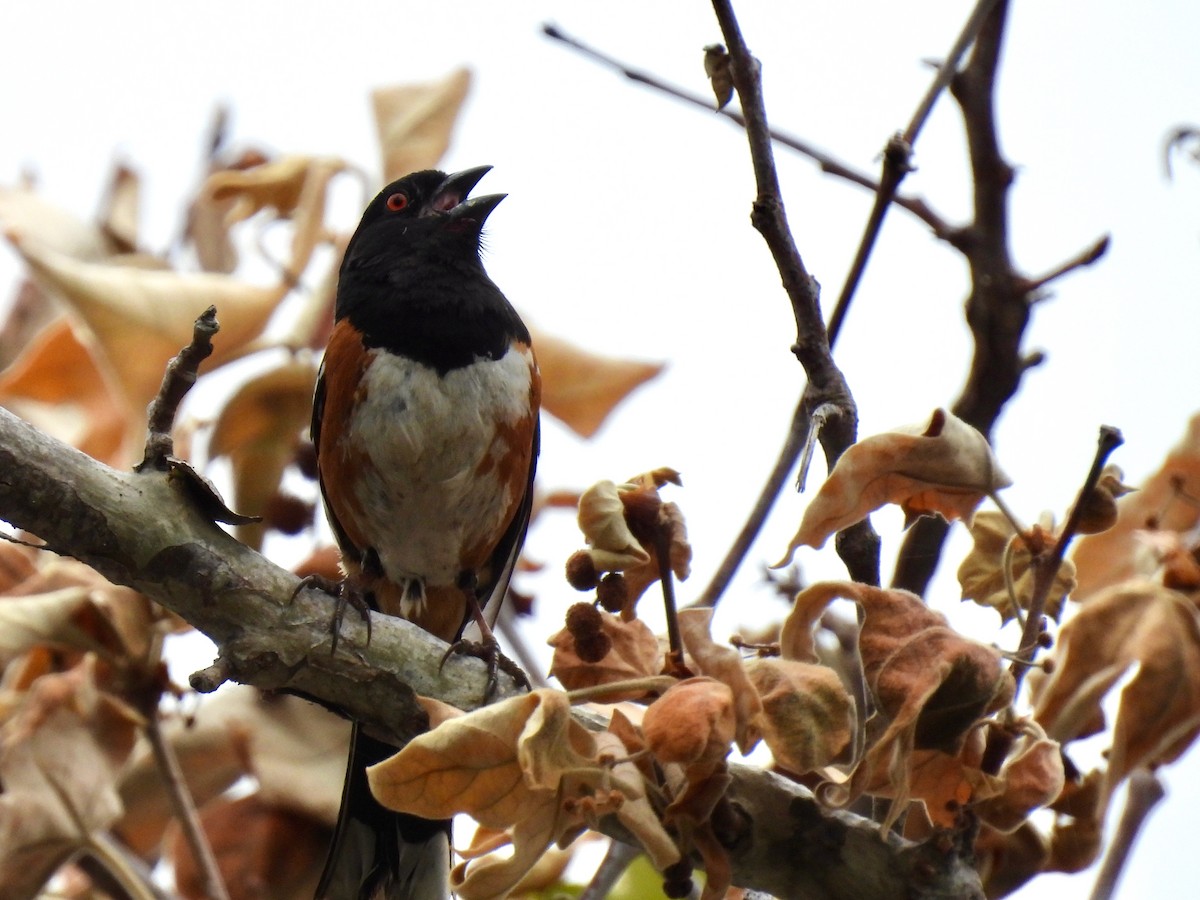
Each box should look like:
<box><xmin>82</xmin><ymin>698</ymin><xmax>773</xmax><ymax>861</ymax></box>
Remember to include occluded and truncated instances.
<box><xmin>575</xmin><ymin>480</ymin><xmax>650</xmax><ymax>572</ymax></box>
<box><xmin>97</xmin><ymin>161</ymin><xmax>141</xmax><ymax>253</ymax></box>
<box><xmin>373</xmin><ymin>69</ymin><xmax>473</xmax><ymax>182</ymax></box>
<box><xmin>0</xmin><ymin>316</ymin><xmax>129</xmax><ymax>463</ymax></box>
<box><xmin>532</xmin><ymin>328</ymin><xmax>663</xmax><ymax>438</ymax></box>
<box><xmin>643</xmin><ymin>677</ymin><xmax>735</xmax><ymax>773</ymax></box>
<box><xmin>0</xmin><ymin>183</ymin><xmax>118</xmax><ymax>262</ymax></box>
<box><xmin>775</xmin><ymin>409</ymin><xmax>1011</xmax><ymax>565</ymax></box>
<box><xmin>703</xmin><ymin>44</ymin><xmax>734</xmax><ymax>110</ymax></box>
<box><xmin>678</xmin><ymin>608</ymin><xmax>762</xmax><ymax>754</ymax></box>
<box><xmin>957</xmin><ymin>511</ymin><xmax>1075</xmax><ymax>623</ymax></box>
<box><xmin>117</xmin><ymin>687</ymin><xmax>346</xmax><ymax>856</ymax></box>
<box><xmin>202</xmin><ymin>154</ymin><xmax>347</xmax><ymax>278</ymax></box>
<box><xmin>0</xmin><ymin>665</ymin><xmax>139</xmax><ymax>892</ymax></box>
<box><xmin>1073</xmin><ymin>412</ymin><xmax>1200</xmax><ymax>599</ymax></box>
<box><xmin>547</xmin><ymin>610</ymin><xmax>661</xmax><ymax>701</ymax></box>
<box><xmin>368</xmin><ymin>690</ymin><xmax>588</xmax><ymax>827</ymax></box>
<box><xmin>789</xmin><ymin>581</ymin><xmax>1012</xmax><ymax>829</ymax></box>
<box><xmin>6</xmin><ymin>232</ymin><xmax>288</xmax><ymax>428</ymax></box>
<box><xmin>745</xmin><ymin>658</ymin><xmax>854</xmax><ymax>774</ymax></box>
<box><xmin>974</xmin><ymin>724</ymin><xmax>1065</xmax><ymax>833</ymax></box>
<box><xmin>209</xmin><ymin>359</ymin><xmax>318</xmax><ymax>549</ymax></box>
<box><xmin>1034</xmin><ymin>580</ymin><xmax>1200</xmax><ymax>819</ymax></box>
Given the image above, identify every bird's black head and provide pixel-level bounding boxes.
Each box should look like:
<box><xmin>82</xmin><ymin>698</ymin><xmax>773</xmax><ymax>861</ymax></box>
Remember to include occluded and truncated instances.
<box><xmin>332</xmin><ymin>166</ymin><xmax>526</xmax><ymax>369</ymax></box>
<box><xmin>339</xmin><ymin>165</ymin><xmax>505</xmax><ymax>278</ymax></box>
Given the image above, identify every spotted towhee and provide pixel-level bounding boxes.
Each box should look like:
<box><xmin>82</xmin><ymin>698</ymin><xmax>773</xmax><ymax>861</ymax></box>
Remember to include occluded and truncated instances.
<box><xmin>311</xmin><ymin>166</ymin><xmax>540</xmax><ymax>900</ymax></box>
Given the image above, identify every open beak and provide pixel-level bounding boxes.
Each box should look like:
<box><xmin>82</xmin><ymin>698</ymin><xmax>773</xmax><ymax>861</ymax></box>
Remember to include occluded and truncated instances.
<box><xmin>429</xmin><ymin>165</ymin><xmax>506</xmax><ymax>228</ymax></box>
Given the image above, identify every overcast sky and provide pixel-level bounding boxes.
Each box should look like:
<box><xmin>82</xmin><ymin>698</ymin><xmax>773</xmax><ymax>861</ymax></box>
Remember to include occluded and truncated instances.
<box><xmin>3</xmin><ymin>2</ymin><xmax>1199</xmax><ymax>897</ymax></box>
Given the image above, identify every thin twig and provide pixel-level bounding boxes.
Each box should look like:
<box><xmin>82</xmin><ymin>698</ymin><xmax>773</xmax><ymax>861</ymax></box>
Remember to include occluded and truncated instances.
<box><xmin>1089</xmin><ymin>768</ymin><xmax>1165</xmax><ymax>900</ymax></box>
<box><xmin>138</xmin><ymin>306</ymin><xmax>219</xmax><ymax>472</ymax></box>
<box><xmin>657</xmin><ymin>528</ymin><xmax>685</xmax><ymax>666</ymax></box>
<box><xmin>708</xmin><ymin>0</ymin><xmax>874</xmax><ymax>590</ymax></box>
<box><xmin>579</xmin><ymin>838</ymin><xmax>642</xmax><ymax>900</ymax></box>
<box><xmin>1020</xmin><ymin>234</ymin><xmax>1111</xmax><ymax>294</ymax></box>
<box><xmin>825</xmin><ymin>0</ymin><xmax>1004</xmax><ymax>341</ymax></box>
<box><xmin>79</xmin><ymin>833</ymin><xmax>165</xmax><ymax>900</ymax></box>
<box><xmin>1009</xmin><ymin>425</ymin><xmax>1123</xmax><ymax>690</ymax></box>
<box><xmin>146</xmin><ymin>714</ymin><xmax>231</xmax><ymax>900</ymax></box>
<box><xmin>692</xmin><ymin>396</ymin><xmax>809</xmax><ymax>608</ymax></box>
<box><xmin>541</xmin><ymin>24</ymin><xmax>954</xmax><ymax>238</ymax></box>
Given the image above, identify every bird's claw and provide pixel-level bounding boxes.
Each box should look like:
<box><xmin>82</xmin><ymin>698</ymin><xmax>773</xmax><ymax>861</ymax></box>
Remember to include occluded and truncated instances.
<box><xmin>292</xmin><ymin>574</ymin><xmax>372</xmax><ymax>655</ymax></box>
<box><xmin>440</xmin><ymin>638</ymin><xmax>530</xmax><ymax>701</ymax></box>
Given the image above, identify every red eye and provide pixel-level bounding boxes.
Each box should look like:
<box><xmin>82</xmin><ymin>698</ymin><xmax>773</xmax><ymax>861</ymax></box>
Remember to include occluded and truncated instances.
<box><xmin>385</xmin><ymin>192</ymin><xmax>408</xmax><ymax>211</ymax></box>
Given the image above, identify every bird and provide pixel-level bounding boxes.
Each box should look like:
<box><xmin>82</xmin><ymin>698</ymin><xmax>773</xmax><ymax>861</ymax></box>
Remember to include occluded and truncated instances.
<box><xmin>309</xmin><ymin>165</ymin><xmax>540</xmax><ymax>900</ymax></box>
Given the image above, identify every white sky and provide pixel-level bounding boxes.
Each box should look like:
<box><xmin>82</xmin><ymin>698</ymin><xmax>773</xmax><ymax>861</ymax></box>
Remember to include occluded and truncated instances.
<box><xmin>3</xmin><ymin>2</ymin><xmax>1199</xmax><ymax>897</ymax></box>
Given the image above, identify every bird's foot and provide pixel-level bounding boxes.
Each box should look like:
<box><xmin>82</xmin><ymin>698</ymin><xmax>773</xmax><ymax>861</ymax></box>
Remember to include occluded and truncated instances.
<box><xmin>292</xmin><ymin>574</ymin><xmax>372</xmax><ymax>655</ymax></box>
<box><xmin>440</xmin><ymin>637</ymin><xmax>530</xmax><ymax>701</ymax></box>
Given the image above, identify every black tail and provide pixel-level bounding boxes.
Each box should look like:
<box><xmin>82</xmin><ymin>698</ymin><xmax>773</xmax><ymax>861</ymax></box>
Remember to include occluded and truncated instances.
<box><xmin>316</xmin><ymin>724</ymin><xmax>451</xmax><ymax>900</ymax></box>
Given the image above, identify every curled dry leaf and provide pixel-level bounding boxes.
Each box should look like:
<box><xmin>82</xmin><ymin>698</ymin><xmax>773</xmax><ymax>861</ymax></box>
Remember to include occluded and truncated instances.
<box><xmin>1139</xmin><ymin>530</ymin><xmax>1200</xmax><ymax>592</ymax></box>
<box><xmin>1072</xmin><ymin>464</ymin><xmax>1135</xmax><ymax>535</ymax></box>
<box><xmin>1032</xmin><ymin>580</ymin><xmax>1200</xmax><ymax>820</ymax></box>
<box><xmin>373</xmin><ymin>68</ymin><xmax>473</xmax><ymax>182</ymax></box>
<box><xmin>1044</xmin><ymin>768</ymin><xmax>1104</xmax><ymax>874</ymax></box>
<box><xmin>745</xmin><ymin>658</ymin><xmax>855</xmax><ymax>775</ymax></box>
<box><xmin>569</xmin><ymin>472</ymin><xmax>691</xmax><ymax>619</ymax></box>
<box><xmin>787</xmin><ymin>581</ymin><xmax>1013</xmax><ymax>829</ymax></box>
<box><xmin>0</xmin><ymin>182</ymin><xmax>119</xmax><ymax>262</ymax></box>
<box><xmin>974</xmin><ymin>723</ymin><xmax>1065</xmax><ymax>833</ymax></box>
<box><xmin>532</xmin><ymin>328</ymin><xmax>663</xmax><ymax>438</ymax></box>
<box><xmin>0</xmin><ymin>316</ymin><xmax>129</xmax><ymax>464</ymax></box>
<box><xmin>643</xmin><ymin>677</ymin><xmax>735</xmax><ymax>774</ymax></box>
<box><xmin>209</xmin><ymin>358</ymin><xmax>319</xmax><ymax>549</ymax></box>
<box><xmin>575</xmin><ymin>480</ymin><xmax>650</xmax><ymax>573</ymax></box>
<box><xmin>201</xmin><ymin>154</ymin><xmax>348</xmax><ymax>278</ymax></box>
<box><xmin>370</xmin><ymin>690</ymin><xmax>677</xmax><ymax>900</ymax></box>
<box><xmin>855</xmin><ymin>726</ymin><xmax>999</xmax><ymax>829</ymax></box>
<box><xmin>547</xmin><ymin>609</ymin><xmax>661</xmax><ymax>701</ymax></box>
<box><xmin>1072</xmin><ymin>412</ymin><xmax>1200</xmax><ymax>600</ymax></box>
<box><xmin>976</xmin><ymin>821</ymin><xmax>1051</xmax><ymax>897</ymax></box>
<box><xmin>366</xmin><ymin>691</ymin><xmax>580</xmax><ymax>819</ymax></box>
<box><xmin>678</xmin><ymin>608</ymin><xmax>762</xmax><ymax>754</ymax></box>
<box><xmin>621</xmin><ymin>494</ymin><xmax>692</xmax><ymax>610</ymax></box>
<box><xmin>0</xmin><ymin>558</ymin><xmax>162</xmax><ymax>668</ymax></box>
<box><xmin>185</xmin><ymin>147</ymin><xmax>271</xmax><ymax>274</ymax></box>
<box><xmin>957</xmin><ymin>510</ymin><xmax>1076</xmax><ymax>624</ymax></box>
<box><xmin>203</xmin><ymin>154</ymin><xmax>335</xmax><ymax>224</ymax></box>
<box><xmin>775</xmin><ymin>409</ymin><xmax>1011</xmax><ymax>566</ymax></box>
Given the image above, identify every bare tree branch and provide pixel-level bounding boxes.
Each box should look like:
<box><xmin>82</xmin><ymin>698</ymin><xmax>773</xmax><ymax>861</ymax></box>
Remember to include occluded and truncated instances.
<box><xmin>825</xmin><ymin>0</ymin><xmax>1004</xmax><ymax>349</ymax></box>
<box><xmin>891</xmin><ymin>0</ymin><xmax>1109</xmax><ymax>594</ymax></box>
<box><xmin>707</xmin><ymin>0</ymin><xmax>879</xmax><ymax>588</ymax></box>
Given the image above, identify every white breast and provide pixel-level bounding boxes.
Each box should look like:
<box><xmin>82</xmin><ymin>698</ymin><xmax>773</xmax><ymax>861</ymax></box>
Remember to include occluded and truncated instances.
<box><xmin>344</xmin><ymin>346</ymin><xmax>533</xmax><ymax>595</ymax></box>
